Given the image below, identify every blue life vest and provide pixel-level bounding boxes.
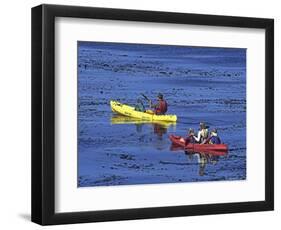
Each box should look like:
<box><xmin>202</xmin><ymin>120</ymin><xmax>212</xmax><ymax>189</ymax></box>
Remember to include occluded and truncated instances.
<box><xmin>209</xmin><ymin>136</ymin><xmax>221</xmax><ymax>144</ymax></box>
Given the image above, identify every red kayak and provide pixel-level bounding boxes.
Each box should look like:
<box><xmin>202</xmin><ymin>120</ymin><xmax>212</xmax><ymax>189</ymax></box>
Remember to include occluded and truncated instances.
<box><xmin>169</xmin><ymin>135</ymin><xmax>228</xmax><ymax>155</ymax></box>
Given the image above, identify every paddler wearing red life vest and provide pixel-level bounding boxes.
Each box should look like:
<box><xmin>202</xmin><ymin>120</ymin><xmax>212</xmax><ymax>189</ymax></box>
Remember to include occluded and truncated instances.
<box><xmin>149</xmin><ymin>93</ymin><xmax>168</xmax><ymax>115</ymax></box>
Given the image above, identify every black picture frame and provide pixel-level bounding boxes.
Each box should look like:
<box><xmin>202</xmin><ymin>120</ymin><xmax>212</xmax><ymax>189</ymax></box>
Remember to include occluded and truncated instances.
<box><xmin>31</xmin><ymin>4</ymin><xmax>274</xmax><ymax>225</ymax></box>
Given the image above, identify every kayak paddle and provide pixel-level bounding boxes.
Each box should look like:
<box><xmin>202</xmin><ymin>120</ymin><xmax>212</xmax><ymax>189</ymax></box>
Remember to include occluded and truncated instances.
<box><xmin>140</xmin><ymin>93</ymin><xmax>153</xmax><ymax>108</ymax></box>
<box><xmin>140</xmin><ymin>93</ymin><xmax>150</xmax><ymax>102</ymax></box>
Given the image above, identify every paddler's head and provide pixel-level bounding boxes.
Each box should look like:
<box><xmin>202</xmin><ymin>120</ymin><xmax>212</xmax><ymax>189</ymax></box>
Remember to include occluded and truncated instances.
<box><xmin>188</xmin><ymin>128</ymin><xmax>195</xmax><ymax>135</ymax></box>
<box><xmin>199</xmin><ymin>122</ymin><xmax>206</xmax><ymax>130</ymax></box>
<box><xmin>210</xmin><ymin>129</ymin><xmax>218</xmax><ymax>136</ymax></box>
<box><xmin>157</xmin><ymin>93</ymin><xmax>163</xmax><ymax>100</ymax></box>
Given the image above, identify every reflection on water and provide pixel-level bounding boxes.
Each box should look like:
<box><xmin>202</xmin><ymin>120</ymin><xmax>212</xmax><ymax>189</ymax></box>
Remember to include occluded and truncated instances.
<box><xmin>170</xmin><ymin>144</ymin><xmax>228</xmax><ymax>176</ymax></box>
<box><xmin>111</xmin><ymin>114</ymin><xmax>176</xmax><ymax>138</ymax></box>
<box><xmin>111</xmin><ymin>114</ymin><xmax>227</xmax><ymax>177</ymax></box>
<box><xmin>185</xmin><ymin>152</ymin><xmax>223</xmax><ymax>176</ymax></box>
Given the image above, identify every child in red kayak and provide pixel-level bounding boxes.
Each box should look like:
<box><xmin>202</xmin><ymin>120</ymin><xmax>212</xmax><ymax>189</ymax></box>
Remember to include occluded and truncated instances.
<box><xmin>185</xmin><ymin>128</ymin><xmax>196</xmax><ymax>145</ymax></box>
<box><xmin>207</xmin><ymin>129</ymin><xmax>221</xmax><ymax>144</ymax></box>
<box><xmin>179</xmin><ymin>128</ymin><xmax>196</xmax><ymax>145</ymax></box>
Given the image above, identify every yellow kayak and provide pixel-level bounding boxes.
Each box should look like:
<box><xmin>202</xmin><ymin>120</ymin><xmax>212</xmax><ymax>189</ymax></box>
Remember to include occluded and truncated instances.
<box><xmin>110</xmin><ymin>100</ymin><xmax>177</xmax><ymax>122</ymax></box>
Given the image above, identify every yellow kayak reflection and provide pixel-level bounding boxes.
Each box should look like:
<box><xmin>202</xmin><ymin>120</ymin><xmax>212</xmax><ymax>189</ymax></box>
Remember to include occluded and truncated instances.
<box><xmin>111</xmin><ymin>115</ymin><xmax>176</xmax><ymax>127</ymax></box>
<box><xmin>111</xmin><ymin>115</ymin><xmax>176</xmax><ymax>137</ymax></box>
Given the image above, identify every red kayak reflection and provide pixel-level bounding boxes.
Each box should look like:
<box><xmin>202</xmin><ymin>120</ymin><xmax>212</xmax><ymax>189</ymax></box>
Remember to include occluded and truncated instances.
<box><xmin>170</xmin><ymin>144</ymin><xmax>228</xmax><ymax>156</ymax></box>
<box><xmin>170</xmin><ymin>144</ymin><xmax>228</xmax><ymax>176</ymax></box>
<box><xmin>111</xmin><ymin>115</ymin><xmax>176</xmax><ymax>137</ymax></box>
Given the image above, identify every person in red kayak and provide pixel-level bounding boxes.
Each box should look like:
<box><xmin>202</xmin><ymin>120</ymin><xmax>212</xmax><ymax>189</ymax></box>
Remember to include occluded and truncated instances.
<box><xmin>207</xmin><ymin>129</ymin><xmax>221</xmax><ymax>144</ymax></box>
<box><xmin>179</xmin><ymin>128</ymin><xmax>196</xmax><ymax>145</ymax></box>
<box><xmin>149</xmin><ymin>93</ymin><xmax>168</xmax><ymax>115</ymax></box>
<box><xmin>184</xmin><ymin>128</ymin><xmax>196</xmax><ymax>145</ymax></box>
<box><xmin>193</xmin><ymin>122</ymin><xmax>209</xmax><ymax>144</ymax></box>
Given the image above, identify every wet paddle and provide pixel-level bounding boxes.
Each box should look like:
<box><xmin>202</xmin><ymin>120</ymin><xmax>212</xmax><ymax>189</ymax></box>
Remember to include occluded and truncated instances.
<box><xmin>140</xmin><ymin>93</ymin><xmax>150</xmax><ymax>102</ymax></box>
<box><xmin>140</xmin><ymin>93</ymin><xmax>153</xmax><ymax>108</ymax></box>
<box><xmin>140</xmin><ymin>93</ymin><xmax>155</xmax><ymax>111</ymax></box>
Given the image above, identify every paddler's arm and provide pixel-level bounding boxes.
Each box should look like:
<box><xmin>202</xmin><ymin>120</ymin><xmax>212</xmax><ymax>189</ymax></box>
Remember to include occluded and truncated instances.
<box><xmin>149</xmin><ymin>100</ymin><xmax>152</xmax><ymax>108</ymax></box>
<box><xmin>140</xmin><ymin>101</ymin><xmax>145</xmax><ymax>111</ymax></box>
<box><xmin>193</xmin><ymin>131</ymin><xmax>201</xmax><ymax>142</ymax></box>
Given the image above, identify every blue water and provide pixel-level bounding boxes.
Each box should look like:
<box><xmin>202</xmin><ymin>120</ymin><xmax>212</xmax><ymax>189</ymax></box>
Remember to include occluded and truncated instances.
<box><xmin>78</xmin><ymin>41</ymin><xmax>246</xmax><ymax>187</ymax></box>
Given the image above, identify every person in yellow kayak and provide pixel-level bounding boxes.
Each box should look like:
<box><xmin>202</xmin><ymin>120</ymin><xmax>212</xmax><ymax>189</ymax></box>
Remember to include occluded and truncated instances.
<box><xmin>193</xmin><ymin>122</ymin><xmax>209</xmax><ymax>144</ymax></box>
<box><xmin>149</xmin><ymin>93</ymin><xmax>168</xmax><ymax>115</ymax></box>
<box><xmin>134</xmin><ymin>98</ymin><xmax>146</xmax><ymax>112</ymax></box>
